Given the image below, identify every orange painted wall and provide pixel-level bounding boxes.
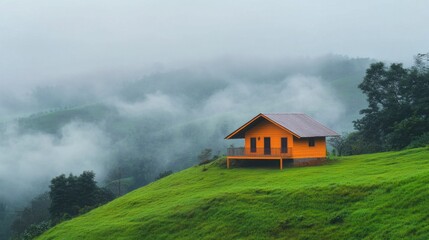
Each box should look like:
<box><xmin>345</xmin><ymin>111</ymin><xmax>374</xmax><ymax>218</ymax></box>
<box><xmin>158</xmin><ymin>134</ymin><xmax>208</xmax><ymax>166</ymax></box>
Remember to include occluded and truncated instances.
<box><xmin>244</xmin><ymin>120</ymin><xmax>294</xmax><ymax>150</ymax></box>
<box><xmin>243</xmin><ymin>119</ymin><xmax>327</xmax><ymax>158</ymax></box>
<box><xmin>292</xmin><ymin>137</ymin><xmax>326</xmax><ymax>158</ymax></box>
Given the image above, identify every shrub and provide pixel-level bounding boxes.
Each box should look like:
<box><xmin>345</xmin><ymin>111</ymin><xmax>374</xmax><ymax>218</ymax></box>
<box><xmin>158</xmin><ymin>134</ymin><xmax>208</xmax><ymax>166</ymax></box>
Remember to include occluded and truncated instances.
<box><xmin>156</xmin><ymin>170</ymin><xmax>173</xmax><ymax>180</ymax></box>
<box><xmin>21</xmin><ymin>221</ymin><xmax>51</xmax><ymax>240</ymax></box>
<box><xmin>407</xmin><ymin>132</ymin><xmax>429</xmax><ymax>149</ymax></box>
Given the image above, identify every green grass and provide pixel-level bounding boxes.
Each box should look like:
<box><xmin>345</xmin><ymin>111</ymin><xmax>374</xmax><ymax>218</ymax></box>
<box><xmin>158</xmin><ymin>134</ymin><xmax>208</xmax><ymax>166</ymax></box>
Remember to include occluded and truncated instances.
<box><xmin>39</xmin><ymin>147</ymin><xmax>429</xmax><ymax>239</ymax></box>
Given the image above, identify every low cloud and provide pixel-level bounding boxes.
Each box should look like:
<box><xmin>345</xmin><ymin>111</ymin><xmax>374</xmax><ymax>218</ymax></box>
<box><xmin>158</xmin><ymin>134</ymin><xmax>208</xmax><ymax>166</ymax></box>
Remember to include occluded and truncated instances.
<box><xmin>200</xmin><ymin>74</ymin><xmax>344</xmax><ymax>126</ymax></box>
<box><xmin>0</xmin><ymin>122</ymin><xmax>111</xmax><ymax>205</ymax></box>
<box><xmin>0</xmin><ymin>56</ymin><xmax>369</xmax><ymax>208</ymax></box>
<box><xmin>112</xmin><ymin>91</ymin><xmax>185</xmax><ymax>118</ymax></box>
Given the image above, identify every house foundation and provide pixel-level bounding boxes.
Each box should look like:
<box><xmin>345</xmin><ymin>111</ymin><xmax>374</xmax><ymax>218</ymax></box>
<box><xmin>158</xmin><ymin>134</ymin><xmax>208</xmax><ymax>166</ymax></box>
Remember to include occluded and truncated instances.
<box><xmin>292</xmin><ymin>158</ymin><xmax>326</xmax><ymax>167</ymax></box>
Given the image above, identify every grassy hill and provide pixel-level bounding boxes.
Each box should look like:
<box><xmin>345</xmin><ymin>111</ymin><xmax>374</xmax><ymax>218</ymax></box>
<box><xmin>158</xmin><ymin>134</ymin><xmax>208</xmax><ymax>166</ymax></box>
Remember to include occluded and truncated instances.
<box><xmin>39</xmin><ymin>147</ymin><xmax>429</xmax><ymax>239</ymax></box>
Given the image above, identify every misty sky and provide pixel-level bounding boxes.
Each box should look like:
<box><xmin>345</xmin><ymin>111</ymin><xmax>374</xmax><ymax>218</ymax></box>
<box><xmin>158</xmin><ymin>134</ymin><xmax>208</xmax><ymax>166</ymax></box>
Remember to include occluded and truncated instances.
<box><xmin>1</xmin><ymin>0</ymin><xmax>428</xmax><ymax>89</ymax></box>
<box><xmin>1</xmin><ymin>0</ymin><xmax>428</xmax><ymax>207</ymax></box>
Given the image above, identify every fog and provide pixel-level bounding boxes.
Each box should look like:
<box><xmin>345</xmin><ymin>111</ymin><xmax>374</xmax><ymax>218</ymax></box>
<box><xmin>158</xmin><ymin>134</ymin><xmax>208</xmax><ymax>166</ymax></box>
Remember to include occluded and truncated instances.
<box><xmin>0</xmin><ymin>0</ymin><xmax>428</xmax><ymax>227</ymax></box>
<box><xmin>1</xmin><ymin>1</ymin><xmax>428</xmax><ymax>88</ymax></box>
<box><xmin>0</xmin><ymin>122</ymin><xmax>110</xmax><ymax>204</ymax></box>
<box><xmin>0</xmin><ymin>56</ymin><xmax>366</xmax><ymax>207</ymax></box>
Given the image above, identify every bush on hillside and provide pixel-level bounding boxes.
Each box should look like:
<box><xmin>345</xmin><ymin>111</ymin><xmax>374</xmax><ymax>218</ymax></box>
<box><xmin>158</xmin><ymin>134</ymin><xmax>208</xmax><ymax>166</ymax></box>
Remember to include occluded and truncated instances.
<box><xmin>407</xmin><ymin>132</ymin><xmax>429</xmax><ymax>149</ymax></box>
<box><xmin>156</xmin><ymin>170</ymin><xmax>173</xmax><ymax>180</ymax></box>
<box><xmin>20</xmin><ymin>221</ymin><xmax>51</xmax><ymax>240</ymax></box>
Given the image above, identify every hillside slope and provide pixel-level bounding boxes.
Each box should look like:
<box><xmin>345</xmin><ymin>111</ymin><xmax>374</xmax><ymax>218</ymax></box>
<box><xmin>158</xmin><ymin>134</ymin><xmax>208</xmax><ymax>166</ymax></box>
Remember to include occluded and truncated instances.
<box><xmin>39</xmin><ymin>148</ymin><xmax>429</xmax><ymax>240</ymax></box>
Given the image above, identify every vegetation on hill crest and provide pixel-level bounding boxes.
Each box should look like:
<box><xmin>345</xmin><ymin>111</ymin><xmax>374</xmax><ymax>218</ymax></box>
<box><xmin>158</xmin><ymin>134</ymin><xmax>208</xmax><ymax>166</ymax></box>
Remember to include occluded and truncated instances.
<box><xmin>39</xmin><ymin>147</ymin><xmax>429</xmax><ymax>239</ymax></box>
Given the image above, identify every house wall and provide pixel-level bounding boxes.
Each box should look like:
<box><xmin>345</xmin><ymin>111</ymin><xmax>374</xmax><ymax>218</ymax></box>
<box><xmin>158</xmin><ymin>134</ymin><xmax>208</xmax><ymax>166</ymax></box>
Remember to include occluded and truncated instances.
<box><xmin>292</xmin><ymin>137</ymin><xmax>326</xmax><ymax>158</ymax></box>
<box><xmin>243</xmin><ymin>119</ymin><xmax>327</xmax><ymax>159</ymax></box>
<box><xmin>244</xmin><ymin>119</ymin><xmax>294</xmax><ymax>150</ymax></box>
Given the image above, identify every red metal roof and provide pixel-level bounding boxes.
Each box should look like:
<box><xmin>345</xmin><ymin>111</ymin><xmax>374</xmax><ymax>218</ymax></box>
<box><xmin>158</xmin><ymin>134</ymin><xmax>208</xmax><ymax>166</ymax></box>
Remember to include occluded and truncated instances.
<box><xmin>225</xmin><ymin>113</ymin><xmax>339</xmax><ymax>139</ymax></box>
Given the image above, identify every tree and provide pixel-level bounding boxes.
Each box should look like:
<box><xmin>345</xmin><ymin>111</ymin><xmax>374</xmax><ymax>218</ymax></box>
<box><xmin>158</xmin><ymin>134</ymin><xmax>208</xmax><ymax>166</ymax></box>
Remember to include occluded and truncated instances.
<box><xmin>328</xmin><ymin>134</ymin><xmax>347</xmax><ymax>156</ymax></box>
<box><xmin>76</xmin><ymin>171</ymin><xmax>98</xmax><ymax>208</ymax></box>
<box><xmin>354</xmin><ymin>55</ymin><xmax>429</xmax><ymax>151</ymax></box>
<box><xmin>10</xmin><ymin>192</ymin><xmax>51</xmax><ymax>238</ymax></box>
<box><xmin>49</xmin><ymin>174</ymin><xmax>72</xmax><ymax>219</ymax></box>
<box><xmin>95</xmin><ymin>188</ymin><xmax>115</xmax><ymax>206</ymax></box>
<box><xmin>49</xmin><ymin>171</ymin><xmax>114</xmax><ymax>221</ymax></box>
<box><xmin>354</xmin><ymin>62</ymin><xmax>410</xmax><ymax>144</ymax></box>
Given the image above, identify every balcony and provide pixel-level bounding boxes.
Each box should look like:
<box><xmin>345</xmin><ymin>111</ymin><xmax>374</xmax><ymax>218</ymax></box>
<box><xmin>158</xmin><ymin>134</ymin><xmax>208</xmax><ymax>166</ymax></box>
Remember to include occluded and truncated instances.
<box><xmin>227</xmin><ymin>147</ymin><xmax>292</xmax><ymax>158</ymax></box>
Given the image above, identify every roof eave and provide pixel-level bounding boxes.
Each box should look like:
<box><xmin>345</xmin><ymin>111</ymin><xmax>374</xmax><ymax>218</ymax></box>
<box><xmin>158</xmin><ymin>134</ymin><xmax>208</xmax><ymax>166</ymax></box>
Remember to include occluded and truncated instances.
<box><xmin>224</xmin><ymin>113</ymin><xmax>264</xmax><ymax>139</ymax></box>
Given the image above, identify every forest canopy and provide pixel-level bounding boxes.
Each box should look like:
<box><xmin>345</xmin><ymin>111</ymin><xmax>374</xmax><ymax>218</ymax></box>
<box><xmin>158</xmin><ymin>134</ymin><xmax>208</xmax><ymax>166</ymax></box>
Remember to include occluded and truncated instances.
<box><xmin>331</xmin><ymin>54</ymin><xmax>429</xmax><ymax>154</ymax></box>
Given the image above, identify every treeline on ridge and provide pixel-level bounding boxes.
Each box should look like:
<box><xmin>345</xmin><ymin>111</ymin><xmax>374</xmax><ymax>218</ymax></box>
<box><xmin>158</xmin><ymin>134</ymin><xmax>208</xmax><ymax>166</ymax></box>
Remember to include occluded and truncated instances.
<box><xmin>330</xmin><ymin>53</ymin><xmax>429</xmax><ymax>155</ymax></box>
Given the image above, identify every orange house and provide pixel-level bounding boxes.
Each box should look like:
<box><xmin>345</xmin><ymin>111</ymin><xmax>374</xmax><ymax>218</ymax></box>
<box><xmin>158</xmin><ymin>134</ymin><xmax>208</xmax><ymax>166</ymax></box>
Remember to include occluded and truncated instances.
<box><xmin>225</xmin><ymin>113</ymin><xmax>339</xmax><ymax>169</ymax></box>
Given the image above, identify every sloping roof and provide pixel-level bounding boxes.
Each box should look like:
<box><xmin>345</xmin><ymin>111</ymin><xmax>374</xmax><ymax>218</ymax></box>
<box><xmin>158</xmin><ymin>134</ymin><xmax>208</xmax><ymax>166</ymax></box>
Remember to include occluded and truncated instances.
<box><xmin>225</xmin><ymin>113</ymin><xmax>339</xmax><ymax>139</ymax></box>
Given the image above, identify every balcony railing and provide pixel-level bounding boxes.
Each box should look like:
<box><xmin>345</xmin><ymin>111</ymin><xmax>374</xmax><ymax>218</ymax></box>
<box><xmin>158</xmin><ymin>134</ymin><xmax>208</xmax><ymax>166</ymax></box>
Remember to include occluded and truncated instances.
<box><xmin>227</xmin><ymin>147</ymin><xmax>292</xmax><ymax>158</ymax></box>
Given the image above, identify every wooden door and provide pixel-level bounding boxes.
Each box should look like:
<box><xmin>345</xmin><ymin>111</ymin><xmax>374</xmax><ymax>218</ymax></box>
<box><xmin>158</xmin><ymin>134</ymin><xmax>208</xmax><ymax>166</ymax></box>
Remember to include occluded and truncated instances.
<box><xmin>264</xmin><ymin>137</ymin><xmax>271</xmax><ymax>155</ymax></box>
<box><xmin>281</xmin><ymin>137</ymin><xmax>288</xmax><ymax>153</ymax></box>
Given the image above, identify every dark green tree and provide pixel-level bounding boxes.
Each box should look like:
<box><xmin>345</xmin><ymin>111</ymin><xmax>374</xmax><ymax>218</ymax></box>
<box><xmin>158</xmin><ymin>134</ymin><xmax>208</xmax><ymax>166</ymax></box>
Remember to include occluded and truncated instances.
<box><xmin>355</xmin><ymin>63</ymin><xmax>410</xmax><ymax>145</ymax></box>
<box><xmin>76</xmin><ymin>171</ymin><xmax>97</xmax><ymax>208</ymax></box>
<box><xmin>10</xmin><ymin>192</ymin><xmax>51</xmax><ymax>239</ymax></box>
<box><xmin>49</xmin><ymin>171</ymin><xmax>114</xmax><ymax>221</ymax></box>
<box><xmin>49</xmin><ymin>174</ymin><xmax>71</xmax><ymax>219</ymax></box>
<box><xmin>354</xmin><ymin>54</ymin><xmax>429</xmax><ymax>151</ymax></box>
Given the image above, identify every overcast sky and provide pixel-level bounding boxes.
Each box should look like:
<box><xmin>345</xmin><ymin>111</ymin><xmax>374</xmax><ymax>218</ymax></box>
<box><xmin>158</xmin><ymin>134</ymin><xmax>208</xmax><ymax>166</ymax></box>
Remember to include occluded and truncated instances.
<box><xmin>1</xmin><ymin>0</ymin><xmax>428</xmax><ymax>88</ymax></box>
<box><xmin>1</xmin><ymin>0</ymin><xmax>428</xmax><ymax>205</ymax></box>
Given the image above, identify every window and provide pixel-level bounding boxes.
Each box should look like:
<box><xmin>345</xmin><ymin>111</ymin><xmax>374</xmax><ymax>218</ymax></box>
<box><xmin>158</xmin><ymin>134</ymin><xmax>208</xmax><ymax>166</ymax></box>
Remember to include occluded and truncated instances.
<box><xmin>308</xmin><ymin>138</ymin><xmax>315</xmax><ymax>147</ymax></box>
<box><xmin>281</xmin><ymin>137</ymin><xmax>288</xmax><ymax>153</ymax></box>
<box><xmin>250</xmin><ymin>137</ymin><xmax>256</xmax><ymax>152</ymax></box>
